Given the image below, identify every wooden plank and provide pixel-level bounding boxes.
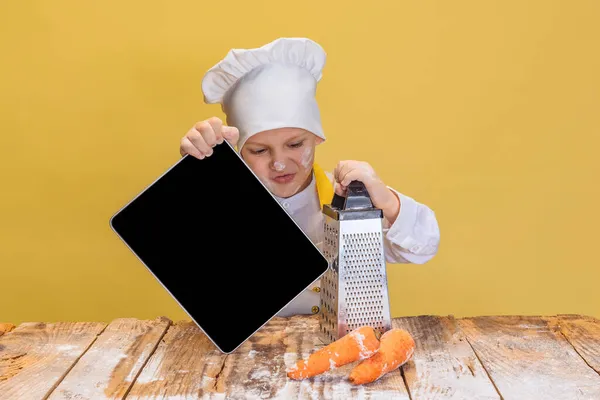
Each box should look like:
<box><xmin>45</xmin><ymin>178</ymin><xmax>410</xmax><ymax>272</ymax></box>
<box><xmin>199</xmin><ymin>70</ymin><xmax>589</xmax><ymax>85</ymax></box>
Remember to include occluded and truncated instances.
<box><xmin>554</xmin><ymin>314</ymin><xmax>600</xmax><ymax>375</ymax></box>
<box><xmin>125</xmin><ymin>320</ymin><xmax>228</xmax><ymax>399</ymax></box>
<box><xmin>215</xmin><ymin>315</ymin><xmax>409</xmax><ymax>399</ymax></box>
<box><xmin>212</xmin><ymin>316</ymin><xmax>294</xmax><ymax>399</ymax></box>
<box><xmin>0</xmin><ymin>323</ymin><xmax>15</xmax><ymax>336</ymax></box>
<box><xmin>47</xmin><ymin>317</ymin><xmax>171</xmax><ymax>400</ymax></box>
<box><xmin>0</xmin><ymin>321</ymin><xmax>106</xmax><ymax>399</ymax></box>
<box><xmin>393</xmin><ymin>316</ymin><xmax>500</xmax><ymax>399</ymax></box>
<box><xmin>459</xmin><ymin>315</ymin><xmax>600</xmax><ymax>399</ymax></box>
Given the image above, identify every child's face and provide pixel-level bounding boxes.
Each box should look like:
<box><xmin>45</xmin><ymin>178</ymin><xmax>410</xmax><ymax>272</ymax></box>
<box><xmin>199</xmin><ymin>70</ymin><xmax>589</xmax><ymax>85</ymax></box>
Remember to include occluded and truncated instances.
<box><xmin>241</xmin><ymin>127</ymin><xmax>323</xmax><ymax>198</ymax></box>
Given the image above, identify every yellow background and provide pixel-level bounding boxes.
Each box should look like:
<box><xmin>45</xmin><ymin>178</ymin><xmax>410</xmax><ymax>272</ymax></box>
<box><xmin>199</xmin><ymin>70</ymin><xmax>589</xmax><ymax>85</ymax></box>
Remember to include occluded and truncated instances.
<box><xmin>1</xmin><ymin>1</ymin><xmax>599</xmax><ymax>324</ymax></box>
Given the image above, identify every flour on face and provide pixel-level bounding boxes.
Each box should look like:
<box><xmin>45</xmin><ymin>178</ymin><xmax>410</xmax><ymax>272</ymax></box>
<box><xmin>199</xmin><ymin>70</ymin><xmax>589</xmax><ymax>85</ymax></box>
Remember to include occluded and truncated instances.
<box><xmin>259</xmin><ymin>175</ymin><xmax>276</xmax><ymax>193</ymax></box>
<box><xmin>300</xmin><ymin>147</ymin><xmax>313</xmax><ymax>169</ymax></box>
<box><xmin>274</xmin><ymin>161</ymin><xmax>286</xmax><ymax>171</ymax></box>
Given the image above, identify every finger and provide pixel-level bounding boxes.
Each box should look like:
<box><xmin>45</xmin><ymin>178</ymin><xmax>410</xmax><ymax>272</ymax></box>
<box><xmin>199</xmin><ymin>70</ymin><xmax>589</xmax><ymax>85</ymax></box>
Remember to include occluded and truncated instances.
<box><xmin>194</xmin><ymin>121</ymin><xmax>217</xmax><ymax>151</ymax></box>
<box><xmin>180</xmin><ymin>137</ymin><xmax>205</xmax><ymax>159</ymax></box>
<box><xmin>206</xmin><ymin>117</ymin><xmax>224</xmax><ymax>145</ymax></box>
<box><xmin>333</xmin><ymin>161</ymin><xmax>347</xmax><ymax>184</ymax></box>
<box><xmin>337</xmin><ymin>162</ymin><xmax>356</xmax><ymax>186</ymax></box>
<box><xmin>334</xmin><ymin>181</ymin><xmax>346</xmax><ymax>196</ymax></box>
<box><xmin>340</xmin><ymin>169</ymin><xmax>362</xmax><ymax>187</ymax></box>
<box><xmin>222</xmin><ymin>126</ymin><xmax>239</xmax><ymax>147</ymax></box>
<box><xmin>187</xmin><ymin>127</ymin><xmax>213</xmax><ymax>156</ymax></box>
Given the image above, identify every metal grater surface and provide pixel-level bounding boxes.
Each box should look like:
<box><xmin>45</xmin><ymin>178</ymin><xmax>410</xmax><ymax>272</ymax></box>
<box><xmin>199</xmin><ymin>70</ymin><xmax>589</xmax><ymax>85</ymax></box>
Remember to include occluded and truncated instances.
<box><xmin>320</xmin><ymin>222</ymin><xmax>339</xmax><ymax>343</ymax></box>
<box><xmin>318</xmin><ymin>181</ymin><xmax>392</xmax><ymax>344</ymax></box>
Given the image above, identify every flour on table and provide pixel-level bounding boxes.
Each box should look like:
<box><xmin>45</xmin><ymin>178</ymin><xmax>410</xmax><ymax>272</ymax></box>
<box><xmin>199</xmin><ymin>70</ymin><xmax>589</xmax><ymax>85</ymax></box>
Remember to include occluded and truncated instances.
<box><xmin>300</xmin><ymin>379</ymin><xmax>320</xmax><ymax>400</ymax></box>
<box><xmin>201</xmin><ymin>375</ymin><xmax>215</xmax><ymax>386</ymax></box>
<box><xmin>272</xmin><ymin>381</ymin><xmax>295</xmax><ymax>399</ymax></box>
<box><xmin>55</xmin><ymin>344</ymin><xmax>78</xmax><ymax>352</ymax></box>
<box><xmin>135</xmin><ymin>373</ymin><xmax>164</xmax><ymax>384</ymax></box>
<box><xmin>250</xmin><ymin>368</ymin><xmax>271</xmax><ymax>380</ymax></box>
<box><xmin>284</xmin><ymin>353</ymin><xmax>298</xmax><ymax>368</ymax></box>
<box><xmin>124</xmin><ymin>356</ymin><xmax>148</xmax><ymax>382</ymax></box>
<box><xmin>55</xmin><ymin>344</ymin><xmax>81</xmax><ymax>356</ymax></box>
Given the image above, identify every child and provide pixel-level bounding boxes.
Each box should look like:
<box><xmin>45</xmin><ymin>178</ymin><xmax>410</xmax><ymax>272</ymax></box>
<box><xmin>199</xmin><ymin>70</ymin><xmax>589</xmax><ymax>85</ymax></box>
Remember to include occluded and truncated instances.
<box><xmin>179</xmin><ymin>38</ymin><xmax>440</xmax><ymax>317</ymax></box>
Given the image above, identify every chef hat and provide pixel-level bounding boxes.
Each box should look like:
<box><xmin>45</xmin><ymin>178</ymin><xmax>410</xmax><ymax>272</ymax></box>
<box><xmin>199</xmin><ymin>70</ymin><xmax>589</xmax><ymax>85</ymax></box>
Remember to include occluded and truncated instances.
<box><xmin>201</xmin><ymin>37</ymin><xmax>327</xmax><ymax>151</ymax></box>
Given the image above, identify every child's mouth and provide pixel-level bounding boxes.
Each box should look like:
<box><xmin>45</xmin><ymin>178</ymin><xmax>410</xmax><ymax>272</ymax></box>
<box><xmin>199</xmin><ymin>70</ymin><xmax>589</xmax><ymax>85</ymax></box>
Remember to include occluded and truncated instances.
<box><xmin>272</xmin><ymin>173</ymin><xmax>296</xmax><ymax>184</ymax></box>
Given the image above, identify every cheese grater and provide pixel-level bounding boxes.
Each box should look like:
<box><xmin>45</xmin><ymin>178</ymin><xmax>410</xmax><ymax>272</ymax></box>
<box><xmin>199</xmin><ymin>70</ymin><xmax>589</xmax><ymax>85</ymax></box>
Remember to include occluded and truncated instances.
<box><xmin>318</xmin><ymin>180</ymin><xmax>393</xmax><ymax>344</ymax></box>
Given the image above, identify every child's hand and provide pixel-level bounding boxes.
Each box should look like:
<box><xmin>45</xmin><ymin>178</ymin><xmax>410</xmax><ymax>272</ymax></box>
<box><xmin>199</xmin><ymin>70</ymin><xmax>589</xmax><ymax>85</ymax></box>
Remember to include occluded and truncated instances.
<box><xmin>333</xmin><ymin>160</ymin><xmax>401</xmax><ymax>223</ymax></box>
<box><xmin>180</xmin><ymin>117</ymin><xmax>239</xmax><ymax>159</ymax></box>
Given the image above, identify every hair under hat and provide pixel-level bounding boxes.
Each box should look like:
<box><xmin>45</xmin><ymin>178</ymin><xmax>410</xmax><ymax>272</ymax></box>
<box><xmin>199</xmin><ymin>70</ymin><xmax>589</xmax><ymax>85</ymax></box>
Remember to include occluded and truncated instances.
<box><xmin>201</xmin><ymin>38</ymin><xmax>327</xmax><ymax>151</ymax></box>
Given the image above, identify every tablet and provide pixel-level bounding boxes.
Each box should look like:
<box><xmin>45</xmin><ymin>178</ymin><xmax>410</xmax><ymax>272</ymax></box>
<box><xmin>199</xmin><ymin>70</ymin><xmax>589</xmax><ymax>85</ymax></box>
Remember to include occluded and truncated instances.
<box><xmin>109</xmin><ymin>140</ymin><xmax>329</xmax><ymax>354</ymax></box>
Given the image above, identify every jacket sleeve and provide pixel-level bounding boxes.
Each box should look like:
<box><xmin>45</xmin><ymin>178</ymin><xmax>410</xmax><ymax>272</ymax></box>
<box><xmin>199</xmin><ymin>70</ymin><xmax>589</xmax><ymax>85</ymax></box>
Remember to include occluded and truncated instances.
<box><xmin>324</xmin><ymin>171</ymin><xmax>439</xmax><ymax>264</ymax></box>
<box><xmin>381</xmin><ymin>187</ymin><xmax>440</xmax><ymax>264</ymax></box>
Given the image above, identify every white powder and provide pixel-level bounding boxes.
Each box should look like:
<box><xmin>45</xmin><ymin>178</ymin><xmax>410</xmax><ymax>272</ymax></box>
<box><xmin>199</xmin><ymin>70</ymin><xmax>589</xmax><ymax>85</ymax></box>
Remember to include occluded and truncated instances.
<box><xmin>329</xmin><ymin>358</ymin><xmax>337</xmax><ymax>370</ymax></box>
<box><xmin>300</xmin><ymin>379</ymin><xmax>320</xmax><ymax>400</ymax></box>
<box><xmin>274</xmin><ymin>161</ymin><xmax>286</xmax><ymax>171</ymax></box>
<box><xmin>272</xmin><ymin>381</ymin><xmax>295</xmax><ymax>399</ymax></box>
<box><xmin>259</xmin><ymin>176</ymin><xmax>276</xmax><ymax>193</ymax></box>
<box><xmin>351</xmin><ymin>331</ymin><xmax>376</xmax><ymax>359</ymax></box>
<box><xmin>134</xmin><ymin>373</ymin><xmax>164</xmax><ymax>384</ymax></box>
<box><xmin>248</xmin><ymin>350</ymin><xmax>258</xmax><ymax>359</ymax></box>
<box><xmin>148</xmin><ymin>396</ymin><xmax>202</xmax><ymax>400</ymax></box>
<box><xmin>250</xmin><ymin>369</ymin><xmax>272</xmax><ymax>380</ymax></box>
<box><xmin>301</xmin><ymin>147</ymin><xmax>313</xmax><ymax>169</ymax></box>
<box><xmin>378</xmin><ymin>363</ymin><xmax>388</xmax><ymax>379</ymax></box>
<box><xmin>201</xmin><ymin>375</ymin><xmax>215</xmax><ymax>386</ymax></box>
<box><xmin>124</xmin><ymin>355</ymin><xmax>148</xmax><ymax>382</ymax></box>
<box><xmin>331</xmin><ymin>380</ymin><xmax>366</xmax><ymax>399</ymax></box>
<box><xmin>274</xmin><ymin>363</ymin><xmax>282</xmax><ymax>373</ymax></box>
<box><xmin>56</xmin><ymin>344</ymin><xmax>78</xmax><ymax>352</ymax></box>
<box><xmin>284</xmin><ymin>353</ymin><xmax>297</xmax><ymax>367</ymax></box>
<box><xmin>287</xmin><ymin>364</ymin><xmax>298</xmax><ymax>372</ymax></box>
<box><xmin>55</xmin><ymin>344</ymin><xmax>81</xmax><ymax>356</ymax></box>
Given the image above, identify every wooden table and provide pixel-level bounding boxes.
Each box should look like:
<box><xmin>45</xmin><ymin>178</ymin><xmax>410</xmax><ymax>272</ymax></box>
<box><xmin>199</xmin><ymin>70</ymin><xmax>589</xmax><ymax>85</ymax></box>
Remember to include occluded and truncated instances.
<box><xmin>1</xmin><ymin>314</ymin><xmax>599</xmax><ymax>399</ymax></box>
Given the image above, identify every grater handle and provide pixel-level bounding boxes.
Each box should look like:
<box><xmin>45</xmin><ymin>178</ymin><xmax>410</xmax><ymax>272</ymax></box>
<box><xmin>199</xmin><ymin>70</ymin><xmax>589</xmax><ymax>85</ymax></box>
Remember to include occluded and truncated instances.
<box><xmin>331</xmin><ymin>180</ymin><xmax>374</xmax><ymax>210</ymax></box>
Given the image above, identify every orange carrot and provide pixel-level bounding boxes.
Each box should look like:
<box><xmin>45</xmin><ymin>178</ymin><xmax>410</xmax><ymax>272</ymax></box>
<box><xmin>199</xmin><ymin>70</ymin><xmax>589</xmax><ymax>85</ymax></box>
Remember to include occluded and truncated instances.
<box><xmin>286</xmin><ymin>326</ymin><xmax>380</xmax><ymax>380</ymax></box>
<box><xmin>348</xmin><ymin>328</ymin><xmax>415</xmax><ymax>385</ymax></box>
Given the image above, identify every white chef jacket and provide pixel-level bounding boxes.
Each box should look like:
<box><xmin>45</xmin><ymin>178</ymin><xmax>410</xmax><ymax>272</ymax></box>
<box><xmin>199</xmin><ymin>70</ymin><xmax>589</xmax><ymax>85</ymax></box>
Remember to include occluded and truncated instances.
<box><xmin>273</xmin><ymin>170</ymin><xmax>440</xmax><ymax>317</ymax></box>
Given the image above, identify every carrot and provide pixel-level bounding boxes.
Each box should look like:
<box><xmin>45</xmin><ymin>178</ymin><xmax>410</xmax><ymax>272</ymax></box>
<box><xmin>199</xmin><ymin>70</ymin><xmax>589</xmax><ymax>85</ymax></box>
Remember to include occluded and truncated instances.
<box><xmin>286</xmin><ymin>326</ymin><xmax>380</xmax><ymax>380</ymax></box>
<box><xmin>348</xmin><ymin>328</ymin><xmax>415</xmax><ymax>385</ymax></box>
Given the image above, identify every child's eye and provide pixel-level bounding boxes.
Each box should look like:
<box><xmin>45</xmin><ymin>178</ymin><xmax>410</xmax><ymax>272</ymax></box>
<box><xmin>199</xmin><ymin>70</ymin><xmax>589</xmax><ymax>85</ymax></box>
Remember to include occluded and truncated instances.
<box><xmin>289</xmin><ymin>141</ymin><xmax>304</xmax><ymax>148</ymax></box>
<box><xmin>250</xmin><ymin>149</ymin><xmax>266</xmax><ymax>155</ymax></box>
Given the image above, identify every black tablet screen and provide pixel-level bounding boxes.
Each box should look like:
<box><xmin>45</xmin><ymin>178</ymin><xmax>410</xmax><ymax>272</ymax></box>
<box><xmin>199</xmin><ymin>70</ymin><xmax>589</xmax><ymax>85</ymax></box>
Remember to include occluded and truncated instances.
<box><xmin>110</xmin><ymin>141</ymin><xmax>329</xmax><ymax>353</ymax></box>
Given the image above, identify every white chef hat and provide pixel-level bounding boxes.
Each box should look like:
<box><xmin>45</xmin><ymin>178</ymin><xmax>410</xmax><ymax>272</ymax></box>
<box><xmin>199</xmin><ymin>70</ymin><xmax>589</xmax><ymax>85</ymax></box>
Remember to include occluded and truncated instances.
<box><xmin>201</xmin><ymin>37</ymin><xmax>327</xmax><ymax>151</ymax></box>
